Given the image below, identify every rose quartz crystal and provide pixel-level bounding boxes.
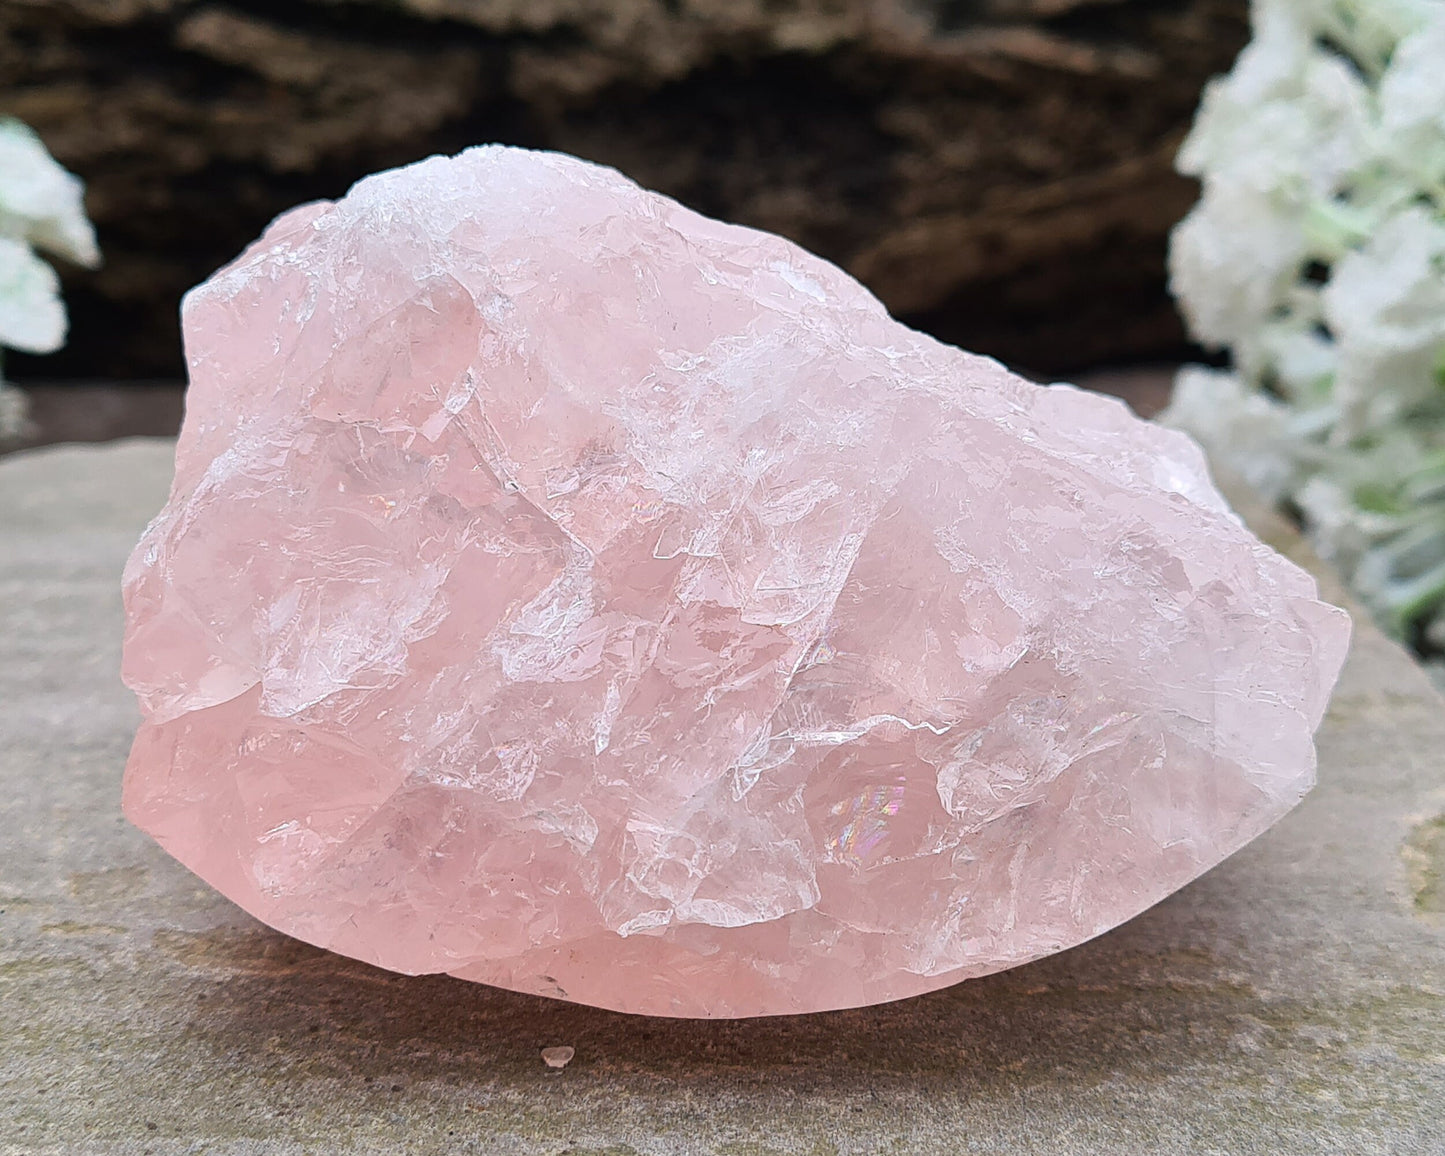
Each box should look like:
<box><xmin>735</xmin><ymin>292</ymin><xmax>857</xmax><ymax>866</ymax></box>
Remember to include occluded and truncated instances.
<box><xmin>121</xmin><ymin>145</ymin><xmax>1351</xmax><ymax>1018</ymax></box>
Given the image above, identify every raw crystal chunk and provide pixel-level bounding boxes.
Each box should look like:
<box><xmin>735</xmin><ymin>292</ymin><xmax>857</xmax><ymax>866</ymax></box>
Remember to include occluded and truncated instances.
<box><xmin>121</xmin><ymin>146</ymin><xmax>1351</xmax><ymax>1018</ymax></box>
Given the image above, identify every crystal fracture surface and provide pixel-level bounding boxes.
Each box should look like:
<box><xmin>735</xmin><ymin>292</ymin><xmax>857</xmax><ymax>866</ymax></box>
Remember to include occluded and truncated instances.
<box><xmin>121</xmin><ymin>146</ymin><xmax>1351</xmax><ymax>1018</ymax></box>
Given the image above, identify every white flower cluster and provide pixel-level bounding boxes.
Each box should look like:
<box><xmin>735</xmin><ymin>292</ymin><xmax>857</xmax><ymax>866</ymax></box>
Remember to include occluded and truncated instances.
<box><xmin>0</xmin><ymin>118</ymin><xmax>99</xmax><ymax>443</ymax></box>
<box><xmin>1165</xmin><ymin>0</ymin><xmax>1445</xmax><ymax>655</ymax></box>
<box><xmin>0</xmin><ymin>118</ymin><xmax>99</xmax><ymax>361</ymax></box>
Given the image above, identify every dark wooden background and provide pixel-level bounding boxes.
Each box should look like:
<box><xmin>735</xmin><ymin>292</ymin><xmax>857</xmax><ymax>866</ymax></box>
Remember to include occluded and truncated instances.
<box><xmin>1</xmin><ymin>0</ymin><xmax>1246</xmax><ymax>383</ymax></box>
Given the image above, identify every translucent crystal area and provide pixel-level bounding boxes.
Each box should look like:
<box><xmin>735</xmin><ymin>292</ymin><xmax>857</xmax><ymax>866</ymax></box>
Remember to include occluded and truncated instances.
<box><xmin>121</xmin><ymin>146</ymin><xmax>1351</xmax><ymax>1018</ymax></box>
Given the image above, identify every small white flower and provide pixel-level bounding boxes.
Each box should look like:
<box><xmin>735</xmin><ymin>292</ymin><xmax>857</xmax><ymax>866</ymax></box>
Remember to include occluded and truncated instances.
<box><xmin>1169</xmin><ymin>185</ymin><xmax>1308</xmax><ymax>349</ymax></box>
<box><xmin>1254</xmin><ymin>313</ymin><xmax>1340</xmax><ymax>400</ymax></box>
<box><xmin>1195</xmin><ymin>0</ymin><xmax>1314</xmax><ymax>126</ymax></box>
<box><xmin>1295</xmin><ymin>474</ymin><xmax>1372</xmax><ymax>570</ymax></box>
<box><xmin>1311</xmin><ymin>0</ymin><xmax>1439</xmax><ymax>73</ymax></box>
<box><xmin>0</xmin><ymin>118</ymin><xmax>99</xmax><ymax>270</ymax></box>
<box><xmin>1161</xmin><ymin>367</ymin><xmax>1303</xmax><ymax>502</ymax></box>
<box><xmin>1323</xmin><ymin>206</ymin><xmax>1445</xmax><ymax>435</ymax></box>
<box><xmin>1378</xmin><ymin>19</ymin><xmax>1445</xmax><ymax>185</ymax></box>
<box><xmin>1177</xmin><ymin>25</ymin><xmax>1306</xmax><ymax>184</ymax></box>
<box><xmin>0</xmin><ymin>235</ymin><xmax>66</xmax><ymax>354</ymax></box>
<box><xmin>0</xmin><ymin>119</ymin><xmax>98</xmax><ymax>364</ymax></box>
<box><xmin>1182</xmin><ymin>2</ymin><xmax>1376</xmax><ymax>190</ymax></box>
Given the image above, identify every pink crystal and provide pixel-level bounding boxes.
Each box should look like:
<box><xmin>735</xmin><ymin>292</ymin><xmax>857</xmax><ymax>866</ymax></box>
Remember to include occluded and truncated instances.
<box><xmin>121</xmin><ymin>146</ymin><xmax>1351</xmax><ymax>1018</ymax></box>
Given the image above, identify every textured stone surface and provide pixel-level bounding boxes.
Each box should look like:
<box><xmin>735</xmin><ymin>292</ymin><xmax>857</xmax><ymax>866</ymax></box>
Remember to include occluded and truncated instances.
<box><xmin>0</xmin><ymin>0</ymin><xmax>1249</xmax><ymax>380</ymax></box>
<box><xmin>119</xmin><ymin>146</ymin><xmax>1349</xmax><ymax>1018</ymax></box>
<box><xmin>2</xmin><ymin>438</ymin><xmax>1441</xmax><ymax>1151</ymax></box>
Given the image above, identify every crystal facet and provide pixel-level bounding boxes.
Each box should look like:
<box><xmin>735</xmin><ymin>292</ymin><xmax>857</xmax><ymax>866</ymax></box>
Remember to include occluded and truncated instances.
<box><xmin>121</xmin><ymin>146</ymin><xmax>1351</xmax><ymax>1017</ymax></box>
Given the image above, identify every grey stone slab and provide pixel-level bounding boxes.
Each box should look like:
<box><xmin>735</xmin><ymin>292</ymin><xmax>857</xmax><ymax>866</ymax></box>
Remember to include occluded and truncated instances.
<box><xmin>1</xmin><ymin>438</ymin><xmax>1442</xmax><ymax>1156</ymax></box>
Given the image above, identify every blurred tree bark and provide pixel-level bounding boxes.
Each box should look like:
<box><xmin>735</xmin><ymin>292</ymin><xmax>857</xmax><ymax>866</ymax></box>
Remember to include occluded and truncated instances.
<box><xmin>0</xmin><ymin>0</ymin><xmax>1247</xmax><ymax>379</ymax></box>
